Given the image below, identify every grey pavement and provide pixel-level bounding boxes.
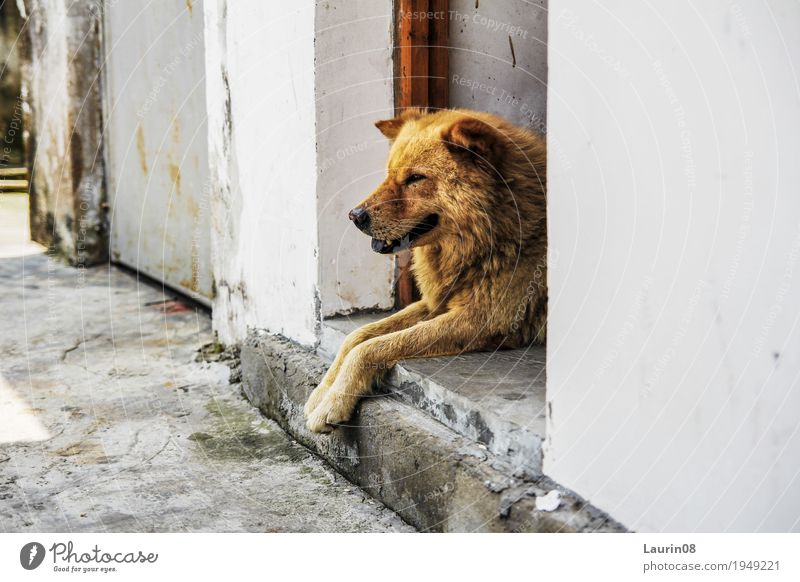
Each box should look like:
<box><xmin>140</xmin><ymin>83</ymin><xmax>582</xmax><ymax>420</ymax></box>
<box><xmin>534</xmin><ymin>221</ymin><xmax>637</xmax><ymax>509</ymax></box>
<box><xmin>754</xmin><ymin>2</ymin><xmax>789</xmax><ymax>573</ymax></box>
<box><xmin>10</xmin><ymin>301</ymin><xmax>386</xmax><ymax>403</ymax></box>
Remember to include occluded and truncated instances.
<box><xmin>0</xmin><ymin>194</ymin><xmax>412</xmax><ymax>533</ymax></box>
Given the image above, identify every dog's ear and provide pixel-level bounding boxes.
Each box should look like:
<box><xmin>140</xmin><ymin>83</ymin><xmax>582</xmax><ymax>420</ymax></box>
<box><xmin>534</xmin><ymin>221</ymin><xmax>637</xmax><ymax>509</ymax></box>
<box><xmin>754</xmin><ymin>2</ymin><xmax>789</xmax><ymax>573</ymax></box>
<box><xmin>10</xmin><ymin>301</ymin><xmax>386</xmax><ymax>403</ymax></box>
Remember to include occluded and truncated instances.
<box><xmin>374</xmin><ymin>108</ymin><xmax>426</xmax><ymax>141</ymax></box>
<box><xmin>442</xmin><ymin>117</ymin><xmax>505</xmax><ymax>169</ymax></box>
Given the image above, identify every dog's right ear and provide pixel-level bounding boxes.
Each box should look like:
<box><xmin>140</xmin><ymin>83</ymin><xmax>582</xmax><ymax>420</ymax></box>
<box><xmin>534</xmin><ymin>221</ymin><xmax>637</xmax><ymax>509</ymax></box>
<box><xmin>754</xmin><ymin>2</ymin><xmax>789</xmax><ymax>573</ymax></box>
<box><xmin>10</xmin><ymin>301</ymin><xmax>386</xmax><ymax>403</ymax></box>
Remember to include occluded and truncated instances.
<box><xmin>374</xmin><ymin>108</ymin><xmax>426</xmax><ymax>141</ymax></box>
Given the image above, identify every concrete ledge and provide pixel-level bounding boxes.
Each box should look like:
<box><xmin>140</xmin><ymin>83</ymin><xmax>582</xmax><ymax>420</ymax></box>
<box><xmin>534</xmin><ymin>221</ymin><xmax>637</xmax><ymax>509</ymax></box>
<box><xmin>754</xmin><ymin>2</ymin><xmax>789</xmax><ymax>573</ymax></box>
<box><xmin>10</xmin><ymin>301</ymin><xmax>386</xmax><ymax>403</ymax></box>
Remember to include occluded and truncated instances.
<box><xmin>241</xmin><ymin>331</ymin><xmax>625</xmax><ymax>532</ymax></box>
<box><xmin>321</xmin><ymin>314</ymin><xmax>546</xmax><ymax>478</ymax></box>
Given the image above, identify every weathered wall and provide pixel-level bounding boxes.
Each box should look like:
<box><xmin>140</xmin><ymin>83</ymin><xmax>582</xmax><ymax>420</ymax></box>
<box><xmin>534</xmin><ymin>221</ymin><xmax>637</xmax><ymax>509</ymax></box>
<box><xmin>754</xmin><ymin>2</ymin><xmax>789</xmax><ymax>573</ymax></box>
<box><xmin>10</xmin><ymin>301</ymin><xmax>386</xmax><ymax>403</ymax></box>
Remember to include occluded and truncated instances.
<box><xmin>449</xmin><ymin>0</ymin><xmax>547</xmax><ymax>132</ymax></box>
<box><xmin>206</xmin><ymin>1</ymin><xmax>397</xmax><ymax>344</ymax></box>
<box><xmin>204</xmin><ymin>0</ymin><xmax>319</xmax><ymax>346</ymax></box>
<box><xmin>547</xmin><ymin>0</ymin><xmax>800</xmax><ymax>531</ymax></box>
<box><xmin>19</xmin><ymin>0</ymin><xmax>107</xmax><ymax>266</ymax></box>
<box><xmin>104</xmin><ymin>0</ymin><xmax>212</xmax><ymax>304</ymax></box>
<box><xmin>0</xmin><ymin>1</ymin><xmax>23</xmax><ymax>167</ymax></box>
<box><xmin>315</xmin><ymin>0</ymin><xmax>395</xmax><ymax>317</ymax></box>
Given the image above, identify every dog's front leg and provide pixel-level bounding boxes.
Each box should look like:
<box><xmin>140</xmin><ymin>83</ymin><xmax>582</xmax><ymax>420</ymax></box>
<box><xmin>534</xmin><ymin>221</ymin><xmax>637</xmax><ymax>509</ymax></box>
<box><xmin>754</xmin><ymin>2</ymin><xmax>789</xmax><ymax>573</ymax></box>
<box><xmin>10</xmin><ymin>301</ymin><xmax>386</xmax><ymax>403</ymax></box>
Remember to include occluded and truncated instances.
<box><xmin>304</xmin><ymin>301</ymin><xmax>429</xmax><ymax>420</ymax></box>
<box><xmin>305</xmin><ymin>310</ymin><xmax>476</xmax><ymax>433</ymax></box>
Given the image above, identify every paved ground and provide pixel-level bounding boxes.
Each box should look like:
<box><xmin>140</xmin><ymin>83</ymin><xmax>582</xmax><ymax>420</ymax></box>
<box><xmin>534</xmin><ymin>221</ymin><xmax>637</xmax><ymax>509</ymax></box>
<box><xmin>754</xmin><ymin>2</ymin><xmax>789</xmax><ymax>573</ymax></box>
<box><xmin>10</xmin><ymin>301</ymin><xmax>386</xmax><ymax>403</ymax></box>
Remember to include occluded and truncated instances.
<box><xmin>0</xmin><ymin>195</ymin><xmax>412</xmax><ymax>532</ymax></box>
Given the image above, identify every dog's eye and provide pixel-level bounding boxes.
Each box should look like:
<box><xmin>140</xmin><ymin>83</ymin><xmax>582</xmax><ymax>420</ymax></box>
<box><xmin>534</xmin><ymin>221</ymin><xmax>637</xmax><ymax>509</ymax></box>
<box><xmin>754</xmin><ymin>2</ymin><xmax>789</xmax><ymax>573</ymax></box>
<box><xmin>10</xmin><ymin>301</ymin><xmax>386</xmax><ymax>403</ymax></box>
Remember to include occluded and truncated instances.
<box><xmin>405</xmin><ymin>174</ymin><xmax>426</xmax><ymax>185</ymax></box>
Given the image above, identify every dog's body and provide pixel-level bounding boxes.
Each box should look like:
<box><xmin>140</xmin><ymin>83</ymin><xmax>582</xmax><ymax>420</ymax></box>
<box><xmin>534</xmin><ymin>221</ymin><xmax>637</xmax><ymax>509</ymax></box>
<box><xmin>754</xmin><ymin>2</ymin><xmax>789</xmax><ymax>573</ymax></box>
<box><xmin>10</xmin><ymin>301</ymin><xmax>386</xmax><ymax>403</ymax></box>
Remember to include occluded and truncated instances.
<box><xmin>305</xmin><ymin>108</ymin><xmax>547</xmax><ymax>432</ymax></box>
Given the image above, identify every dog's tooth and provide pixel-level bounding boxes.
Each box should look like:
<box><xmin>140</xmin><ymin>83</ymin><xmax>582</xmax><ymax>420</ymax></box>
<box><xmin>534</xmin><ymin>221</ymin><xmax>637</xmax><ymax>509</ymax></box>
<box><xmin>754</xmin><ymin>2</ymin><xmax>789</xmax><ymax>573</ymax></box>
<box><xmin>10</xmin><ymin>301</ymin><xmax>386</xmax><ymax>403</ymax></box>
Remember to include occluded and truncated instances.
<box><xmin>385</xmin><ymin>239</ymin><xmax>392</xmax><ymax>245</ymax></box>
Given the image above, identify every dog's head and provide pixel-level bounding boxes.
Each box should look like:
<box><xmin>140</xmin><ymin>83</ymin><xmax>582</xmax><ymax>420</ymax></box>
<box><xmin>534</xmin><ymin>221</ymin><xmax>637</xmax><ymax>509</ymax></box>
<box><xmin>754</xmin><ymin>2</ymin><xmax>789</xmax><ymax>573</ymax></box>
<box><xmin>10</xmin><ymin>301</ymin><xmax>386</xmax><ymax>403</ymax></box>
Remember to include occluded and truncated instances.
<box><xmin>350</xmin><ymin>108</ymin><xmax>509</xmax><ymax>254</ymax></box>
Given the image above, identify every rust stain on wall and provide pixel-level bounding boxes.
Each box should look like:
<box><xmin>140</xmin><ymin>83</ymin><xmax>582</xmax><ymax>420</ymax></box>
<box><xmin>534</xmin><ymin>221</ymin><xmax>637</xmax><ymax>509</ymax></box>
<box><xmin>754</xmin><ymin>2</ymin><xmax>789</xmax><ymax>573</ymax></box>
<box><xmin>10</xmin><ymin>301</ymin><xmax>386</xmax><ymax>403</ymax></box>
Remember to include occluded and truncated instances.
<box><xmin>180</xmin><ymin>262</ymin><xmax>199</xmax><ymax>292</ymax></box>
<box><xmin>136</xmin><ymin>125</ymin><xmax>148</xmax><ymax>175</ymax></box>
<box><xmin>168</xmin><ymin>163</ymin><xmax>181</xmax><ymax>196</ymax></box>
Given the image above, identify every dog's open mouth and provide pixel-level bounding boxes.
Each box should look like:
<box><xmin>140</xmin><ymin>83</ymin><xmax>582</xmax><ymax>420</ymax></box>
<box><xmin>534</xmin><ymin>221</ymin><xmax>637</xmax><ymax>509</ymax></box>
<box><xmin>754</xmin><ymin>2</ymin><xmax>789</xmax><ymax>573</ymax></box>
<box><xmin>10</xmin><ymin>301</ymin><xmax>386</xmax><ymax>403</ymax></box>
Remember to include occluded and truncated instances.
<box><xmin>371</xmin><ymin>214</ymin><xmax>439</xmax><ymax>254</ymax></box>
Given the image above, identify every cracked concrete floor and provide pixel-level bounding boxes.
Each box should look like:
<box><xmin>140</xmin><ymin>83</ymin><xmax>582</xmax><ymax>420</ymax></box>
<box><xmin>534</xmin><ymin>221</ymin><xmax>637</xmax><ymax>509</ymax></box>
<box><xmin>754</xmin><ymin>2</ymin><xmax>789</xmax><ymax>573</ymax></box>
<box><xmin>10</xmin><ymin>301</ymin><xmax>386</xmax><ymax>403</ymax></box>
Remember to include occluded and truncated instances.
<box><xmin>0</xmin><ymin>195</ymin><xmax>412</xmax><ymax>533</ymax></box>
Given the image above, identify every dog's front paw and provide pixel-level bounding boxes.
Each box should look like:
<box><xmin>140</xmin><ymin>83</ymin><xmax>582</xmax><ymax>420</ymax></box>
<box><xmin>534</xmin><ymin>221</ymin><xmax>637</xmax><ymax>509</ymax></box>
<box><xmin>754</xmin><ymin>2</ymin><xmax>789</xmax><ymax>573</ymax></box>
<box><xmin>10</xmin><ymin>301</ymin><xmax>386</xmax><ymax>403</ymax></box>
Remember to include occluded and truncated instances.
<box><xmin>305</xmin><ymin>389</ymin><xmax>358</xmax><ymax>433</ymax></box>
<box><xmin>303</xmin><ymin>381</ymin><xmax>330</xmax><ymax>419</ymax></box>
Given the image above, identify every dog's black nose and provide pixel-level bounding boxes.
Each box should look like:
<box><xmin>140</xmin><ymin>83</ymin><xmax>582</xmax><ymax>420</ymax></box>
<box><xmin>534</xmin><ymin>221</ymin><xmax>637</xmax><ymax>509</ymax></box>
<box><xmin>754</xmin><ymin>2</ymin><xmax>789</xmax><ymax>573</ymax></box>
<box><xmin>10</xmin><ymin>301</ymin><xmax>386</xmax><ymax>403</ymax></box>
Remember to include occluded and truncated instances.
<box><xmin>348</xmin><ymin>207</ymin><xmax>370</xmax><ymax>231</ymax></box>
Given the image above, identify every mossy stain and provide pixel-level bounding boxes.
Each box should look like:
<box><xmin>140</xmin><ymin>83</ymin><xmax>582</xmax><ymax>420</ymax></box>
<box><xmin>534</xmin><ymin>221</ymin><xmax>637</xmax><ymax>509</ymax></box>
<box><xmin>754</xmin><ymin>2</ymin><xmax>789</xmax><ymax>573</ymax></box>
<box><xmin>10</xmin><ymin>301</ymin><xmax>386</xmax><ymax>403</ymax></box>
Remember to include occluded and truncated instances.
<box><xmin>187</xmin><ymin>399</ymin><xmax>307</xmax><ymax>462</ymax></box>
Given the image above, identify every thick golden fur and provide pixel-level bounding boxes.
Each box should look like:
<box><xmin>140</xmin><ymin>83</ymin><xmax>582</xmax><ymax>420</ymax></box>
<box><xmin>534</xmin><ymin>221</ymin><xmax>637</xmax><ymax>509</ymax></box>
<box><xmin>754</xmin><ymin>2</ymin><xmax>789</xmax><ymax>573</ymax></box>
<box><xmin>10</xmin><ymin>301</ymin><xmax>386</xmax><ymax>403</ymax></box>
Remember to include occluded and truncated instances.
<box><xmin>305</xmin><ymin>108</ymin><xmax>547</xmax><ymax>432</ymax></box>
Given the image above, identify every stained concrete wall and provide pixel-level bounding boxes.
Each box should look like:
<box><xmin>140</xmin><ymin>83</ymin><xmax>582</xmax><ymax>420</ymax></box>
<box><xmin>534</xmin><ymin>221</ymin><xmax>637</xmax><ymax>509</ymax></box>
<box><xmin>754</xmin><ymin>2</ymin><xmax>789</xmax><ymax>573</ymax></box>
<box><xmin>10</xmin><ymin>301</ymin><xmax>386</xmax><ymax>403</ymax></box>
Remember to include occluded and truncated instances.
<box><xmin>547</xmin><ymin>0</ymin><xmax>800</xmax><ymax>531</ymax></box>
<box><xmin>104</xmin><ymin>0</ymin><xmax>213</xmax><ymax>304</ymax></box>
<box><xmin>18</xmin><ymin>0</ymin><xmax>107</xmax><ymax>265</ymax></box>
<box><xmin>449</xmin><ymin>0</ymin><xmax>547</xmax><ymax>132</ymax></box>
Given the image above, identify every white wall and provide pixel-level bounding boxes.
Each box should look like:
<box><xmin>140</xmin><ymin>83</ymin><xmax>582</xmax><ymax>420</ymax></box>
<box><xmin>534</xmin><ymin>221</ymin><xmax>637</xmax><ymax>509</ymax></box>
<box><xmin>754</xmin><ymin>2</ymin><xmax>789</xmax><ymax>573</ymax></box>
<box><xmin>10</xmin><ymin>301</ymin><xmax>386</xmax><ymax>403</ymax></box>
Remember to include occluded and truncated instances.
<box><xmin>449</xmin><ymin>0</ymin><xmax>547</xmax><ymax>131</ymax></box>
<box><xmin>547</xmin><ymin>0</ymin><xmax>800</xmax><ymax>531</ymax></box>
<box><xmin>315</xmin><ymin>0</ymin><xmax>396</xmax><ymax>317</ymax></box>
<box><xmin>205</xmin><ymin>0</ymin><xmax>319</xmax><ymax>345</ymax></box>
<box><xmin>105</xmin><ymin>1</ymin><xmax>212</xmax><ymax>302</ymax></box>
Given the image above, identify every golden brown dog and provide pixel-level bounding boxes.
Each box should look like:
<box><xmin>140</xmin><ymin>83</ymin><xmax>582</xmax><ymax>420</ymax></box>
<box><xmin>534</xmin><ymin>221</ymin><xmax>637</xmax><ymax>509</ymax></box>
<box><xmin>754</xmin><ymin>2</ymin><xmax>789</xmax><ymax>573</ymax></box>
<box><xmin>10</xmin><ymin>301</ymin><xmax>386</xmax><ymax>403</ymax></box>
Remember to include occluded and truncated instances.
<box><xmin>305</xmin><ymin>108</ymin><xmax>547</xmax><ymax>432</ymax></box>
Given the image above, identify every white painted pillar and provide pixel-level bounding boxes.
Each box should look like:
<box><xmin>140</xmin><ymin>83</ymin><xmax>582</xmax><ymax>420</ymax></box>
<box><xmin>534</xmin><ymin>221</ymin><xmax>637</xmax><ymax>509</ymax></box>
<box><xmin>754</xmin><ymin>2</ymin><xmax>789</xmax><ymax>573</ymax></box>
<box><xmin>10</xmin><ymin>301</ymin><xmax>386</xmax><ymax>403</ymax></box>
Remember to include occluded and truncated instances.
<box><xmin>205</xmin><ymin>1</ymin><xmax>319</xmax><ymax>345</ymax></box>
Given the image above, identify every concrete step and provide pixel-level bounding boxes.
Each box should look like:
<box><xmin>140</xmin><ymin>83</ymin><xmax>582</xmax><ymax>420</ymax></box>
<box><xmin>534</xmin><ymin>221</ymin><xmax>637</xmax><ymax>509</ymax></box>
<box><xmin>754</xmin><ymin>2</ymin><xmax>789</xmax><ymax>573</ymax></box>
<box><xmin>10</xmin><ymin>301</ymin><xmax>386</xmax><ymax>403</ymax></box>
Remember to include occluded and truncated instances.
<box><xmin>320</xmin><ymin>314</ymin><xmax>546</xmax><ymax>478</ymax></box>
<box><xmin>241</xmin><ymin>331</ymin><xmax>624</xmax><ymax>532</ymax></box>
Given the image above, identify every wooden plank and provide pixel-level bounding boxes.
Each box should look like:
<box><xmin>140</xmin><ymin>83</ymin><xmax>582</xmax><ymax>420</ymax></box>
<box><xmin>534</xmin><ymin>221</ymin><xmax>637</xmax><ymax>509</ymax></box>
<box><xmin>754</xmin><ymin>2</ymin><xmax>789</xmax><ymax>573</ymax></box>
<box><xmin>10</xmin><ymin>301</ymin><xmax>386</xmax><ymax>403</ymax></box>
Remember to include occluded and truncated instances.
<box><xmin>0</xmin><ymin>180</ymin><xmax>29</xmax><ymax>189</ymax></box>
<box><xmin>394</xmin><ymin>0</ymin><xmax>449</xmax><ymax>308</ymax></box>
<box><xmin>427</xmin><ymin>0</ymin><xmax>449</xmax><ymax>111</ymax></box>
<box><xmin>0</xmin><ymin>167</ymin><xmax>28</xmax><ymax>177</ymax></box>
